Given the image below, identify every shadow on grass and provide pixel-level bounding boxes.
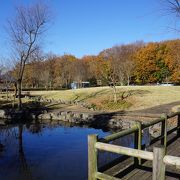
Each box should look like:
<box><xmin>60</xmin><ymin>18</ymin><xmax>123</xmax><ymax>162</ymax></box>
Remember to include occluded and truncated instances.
<box><xmin>73</xmin><ymin>89</ymin><xmax>151</xmax><ymax>102</ymax></box>
<box><xmin>132</xmin><ymin>101</ymin><xmax>180</xmax><ymax>115</ymax></box>
<box><xmin>72</xmin><ymin>89</ymin><xmax>110</xmax><ymax>102</ymax></box>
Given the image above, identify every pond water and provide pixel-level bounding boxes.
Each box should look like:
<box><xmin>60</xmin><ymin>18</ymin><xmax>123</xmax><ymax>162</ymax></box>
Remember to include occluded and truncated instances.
<box><xmin>0</xmin><ymin>122</ymin><xmax>110</xmax><ymax>180</ymax></box>
<box><xmin>0</xmin><ymin>122</ymin><xmax>150</xmax><ymax>180</ymax></box>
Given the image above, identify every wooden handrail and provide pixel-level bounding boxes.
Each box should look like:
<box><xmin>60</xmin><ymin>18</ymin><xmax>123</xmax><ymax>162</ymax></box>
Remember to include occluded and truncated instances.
<box><xmin>99</xmin><ymin>125</ymin><xmax>138</xmax><ymax>143</ymax></box>
<box><xmin>143</xmin><ymin>111</ymin><xmax>180</xmax><ymax>128</ymax></box>
<box><xmin>142</xmin><ymin>117</ymin><xmax>164</xmax><ymax>128</ymax></box>
<box><xmin>88</xmin><ymin>111</ymin><xmax>180</xmax><ymax>180</ymax></box>
<box><xmin>101</xmin><ymin>111</ymin><xmax>180</xmax><ymax>143</ymax></box>
<box><xmin>95</xmin><ymin>142</ymin><xmax>153</xmax><ymax>161</ymax></box>
<box><xmin>163</xmin><ymin>155</ymin><xmax>180</xmax><ymax>169</ymax></box>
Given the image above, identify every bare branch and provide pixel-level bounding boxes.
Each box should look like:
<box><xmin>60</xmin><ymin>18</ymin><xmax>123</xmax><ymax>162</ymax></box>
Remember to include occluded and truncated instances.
<box><xmin>7</xmin><ymin>2</ymin><xmax>51</xmax><ymax>109</ymax></box>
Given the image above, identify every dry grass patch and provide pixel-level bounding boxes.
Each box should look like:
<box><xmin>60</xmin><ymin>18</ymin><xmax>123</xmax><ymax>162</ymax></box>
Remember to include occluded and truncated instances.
<box><xmin>28</xmin><ymin>86</ymin><xmax>180</xmax><ymax>111</ymax></box>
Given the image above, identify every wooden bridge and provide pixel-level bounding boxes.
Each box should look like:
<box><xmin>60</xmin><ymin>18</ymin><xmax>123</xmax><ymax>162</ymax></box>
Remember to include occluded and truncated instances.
<box><xmin>88</xmin><ymin>111</ymin><xmax>180</xmax><ymax>180</ymax></box>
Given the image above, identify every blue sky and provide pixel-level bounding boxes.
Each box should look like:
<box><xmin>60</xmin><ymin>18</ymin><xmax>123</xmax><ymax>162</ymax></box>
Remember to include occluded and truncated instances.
<box><xmin>0</xmin><ymin>0</ymin><xmax>179</xmax><ymax>59</ymax></box>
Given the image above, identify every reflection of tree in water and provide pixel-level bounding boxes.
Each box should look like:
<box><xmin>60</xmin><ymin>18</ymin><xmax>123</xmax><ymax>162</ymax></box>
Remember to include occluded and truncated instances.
<box><xmin>0</xmin><ymin>125</ymin><xmax>17</xmax><ymax>152</ymax></box>
<box><xmin>26</xmin><ymin>120</ymin><xmax>42</xmax><ymax>134</ymax></box>
<box><xmin>0</xmin><ymin>121</ymin><xmax>43</xmax><ymax>180</ymax></box>
<box><xmin>18</xmin><ymin>124</ymin><xmax>33</xmax><ymax>180</ymax></box>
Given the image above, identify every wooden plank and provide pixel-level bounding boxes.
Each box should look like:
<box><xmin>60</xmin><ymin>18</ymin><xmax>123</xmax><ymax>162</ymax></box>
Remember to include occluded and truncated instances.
<box><xmin>95</xmin><ymin>172</ymin><xmax>121</xmax><ymax>180</ymax></box>
<box><xmin>118</xmin><ymin>157</ymin><xmax>152</xmax><ymax>179</ymax></box>
<box><xmin>126</xmin><ymin>169</ymin><xmax>152</xmax><ymax>180</ymax></box>
<box><xmin>101</xmin><ymin>137</ymin><xmax>180</xmax><ymax>180</ymax></box>
<box><xmin>95</xmin><ymin>142</ymin><xmax>153</xmax><ymax>161</ymax></box>
<box><xmin>165</xmin><ymin>135</ymin><xmax>180</xmax><ymax>159</ymax></box>
<box><xmin>103</xmin><ymin>157</ymin><xmax>134</xmax><ymax>177</ymax></box>
<box><xmin>164</xmin><ymin>155</ymin><xmax>180</xmax><ymax>169</ymax></box>
<box><xmin>88</xmin><ymin>134</ymin><xmax>98</xmax><ymax>180</ymax></box>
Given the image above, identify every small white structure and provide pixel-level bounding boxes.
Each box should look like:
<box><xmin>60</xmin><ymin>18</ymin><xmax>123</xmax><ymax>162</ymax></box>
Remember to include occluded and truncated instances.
<box><xmin>70</xmin><ymin>81</ymin><xmax>90</xmax><ymax>89</ymax></box>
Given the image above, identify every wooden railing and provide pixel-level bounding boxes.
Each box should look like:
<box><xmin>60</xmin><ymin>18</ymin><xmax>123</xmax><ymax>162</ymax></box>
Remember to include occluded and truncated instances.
<box><xmin>88</xmin><ymin>111</ymin><xmax>180</xmax><ymax>180</ymax></box>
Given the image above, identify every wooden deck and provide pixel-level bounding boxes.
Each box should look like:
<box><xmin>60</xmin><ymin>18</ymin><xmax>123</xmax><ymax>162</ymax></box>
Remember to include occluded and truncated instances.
<box><xmin>103</xmin><ymin>134</ymin><xmax>180</xmax><ymax>180</ymax></box>
<box><xmin>88</xmin><ymin>112</ymin><xmax>180</xmax><ymax>180</ymax></box>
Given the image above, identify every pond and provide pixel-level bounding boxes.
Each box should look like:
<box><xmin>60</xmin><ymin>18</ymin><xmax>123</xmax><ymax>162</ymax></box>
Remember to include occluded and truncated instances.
<box><xmin>0</xmin><ymin>122</ymin><xmax>150</xmax><ymax>180</ymax></box>
<box><xmin>0</xmin><ymin>122</ymin><xmax>110</xmax><ymax>180</ymax></box>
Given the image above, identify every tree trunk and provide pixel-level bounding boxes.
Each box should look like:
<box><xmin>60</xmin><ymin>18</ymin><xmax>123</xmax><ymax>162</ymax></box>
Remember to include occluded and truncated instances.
<box><xmin>6</xmin><ymin>83</ymin><xmax>8</xmax><ymax>101</ymax></box>
<box><xmin>113</xmin><ymin>85</ymin><xmax>117</xmax><ymax>103</ymax></box>
<box><xmin>14</xmin><ymin>82</ymin><xmax>17</xmax><ymax>97</ymax></box>
<box><xmin>18</xmin><ymin>124</ymin><xmax>23</xmax><ymax>145</ymax></box>
<box><xmin>127</xmin><ymin>76</ymin><xmax>130</xmax><ymax>86</ymax></box>
<box><xmin>66</xmin><ymin>80</ymin><xmax>69</xmax><ymax>89</ymax></box>
<box><xmin>18</xmin><ymin>124</ymin><xmax>32</xmax><ymax>178</ymax></box>
<box><xmin>17</xmin><ymin>79</ymin><xmax>22</xmax><ymax>109</ymax></box>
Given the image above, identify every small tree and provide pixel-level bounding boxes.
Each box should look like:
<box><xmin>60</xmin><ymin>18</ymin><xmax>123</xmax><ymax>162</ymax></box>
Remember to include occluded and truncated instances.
<box><xmin>8</xmin><ymin>2</ymin><xmax>50</xmax><ymax>109</ymax></box>
<box><xmin>98</xmin><ymin>54</ymin><xmax>118</xmax><ymax>103</ymax></box>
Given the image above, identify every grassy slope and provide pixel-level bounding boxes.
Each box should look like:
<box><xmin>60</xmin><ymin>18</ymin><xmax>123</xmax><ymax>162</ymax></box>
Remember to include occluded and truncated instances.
<box><xmin>30</xmin><ymin>86</ymin><xmax>180</xmax><ymax>111</ymax></box>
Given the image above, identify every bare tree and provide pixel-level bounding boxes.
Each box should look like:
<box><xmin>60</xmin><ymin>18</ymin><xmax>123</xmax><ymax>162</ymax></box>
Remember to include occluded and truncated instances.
<box><xmin>99</xmin><ymin>51</ymin><xmax>119</xmax><ymax>103</ymax></box>
<box><xmin>73</xmin><ymin>60</ymin><xmax>88</xmax><ymax>85</ymax></box>
<box><xmin>0</xmin><ymin>62</ymin><xmax>5</xmax><ymax>94</ymax></box>
<box><xmin>161</xmin><ymin>0</ymin><xmax>180</xmax><ymax>32</ymax></box>
<box><xmin>8</xmin><ymin>2</ymin><xmax>50</xmax><ymax>109</ymax></box>
<box><xmin>0</xmin><ymin>61</ymin><xmax>14</xmax><ymax>100</ymax></box>
<box><xmin>164</xmin><ymin>0</ymin><xmax>180</xmax><ymax>16</ymax></box>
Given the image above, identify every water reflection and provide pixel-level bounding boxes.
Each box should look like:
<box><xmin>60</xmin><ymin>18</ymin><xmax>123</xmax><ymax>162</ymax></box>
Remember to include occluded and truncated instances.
<box><xmin>0</xmin><ymin>122</ymin><xmax>109</xmax><ymax>180</ymax></box>
<box><xmin>18</xmin><ymin>124</ymin><xmax>33</xmax><ymax>180</ymax></box>
<box><xmin>0</xmin><ymin>122</ymin><xmax>150</xmax><ymax>180</ymax></box>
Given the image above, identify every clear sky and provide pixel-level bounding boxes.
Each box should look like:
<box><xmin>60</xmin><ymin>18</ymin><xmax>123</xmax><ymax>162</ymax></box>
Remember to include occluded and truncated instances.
<box><xmin>0</xmin><ymin>0</ymin><xmax>179</xmax><ymax>59</ymax></box>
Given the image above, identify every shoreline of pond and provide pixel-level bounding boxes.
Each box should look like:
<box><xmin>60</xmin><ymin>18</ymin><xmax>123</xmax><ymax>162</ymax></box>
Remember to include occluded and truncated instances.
<box><xmin>0</xmin><ymin>107</ymin><xmax>171</xmax><ymax>138</ymax></box>
<box><xmin>0</xmin><ymin>108</ymin><xmax>134</xmax><ymax>129</ymax></box>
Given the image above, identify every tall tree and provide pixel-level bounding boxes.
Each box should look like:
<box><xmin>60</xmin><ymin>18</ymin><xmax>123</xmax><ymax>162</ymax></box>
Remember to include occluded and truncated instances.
<box><xmin>164</xmin><ymin>40</ymin><xmax>180</xmax><ymax>82</ymax></box>
<box><xmin>8</xmin><ymin>2</ymin><xmax>50</xmax><ymax>109</ymax></box>
<box><xmin>134</xmin><ymin>43</ymin><xmax>159</xmax><ymax>84</ymax></box>
<box><xmin>54</xmin><ymin>55</ymin><xmax>77</xmax><ymax>88</ymax></box>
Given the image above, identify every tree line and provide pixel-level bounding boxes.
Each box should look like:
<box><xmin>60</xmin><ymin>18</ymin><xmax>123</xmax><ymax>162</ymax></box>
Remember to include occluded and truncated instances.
<box><xmin>11</xmin><ymin>39</ymin><xmax>180</xmax><ymax>89</ymax></box>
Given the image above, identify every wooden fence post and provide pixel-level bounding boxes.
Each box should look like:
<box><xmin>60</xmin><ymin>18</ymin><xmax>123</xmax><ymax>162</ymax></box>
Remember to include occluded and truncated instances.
<box><xmin>153</xmin><ymin>146</ymin><xmax>166</xmax><ymax>180</ymax></box>
<box><xmin>137</xmin><ymin>122</ymin><xmax>142</xmax><ymax>165</ymax></box>
<box><xmin>134</xmin><ymin>121</ymin><xmax>142</xmax><ymax>165</ymax></box>
<box><xmin>88</xmin><ymin>134</ymin><xmax>98</xmax><ymax>180</ymax></box>
<box><xmin>177</xmin><ymin>113</ymin><xmax>180</xmax><ymax>136</ymax></box>
<box><xmin>161</xmin><ymin>114</ymin><xmax>167</xmax><ymax>151</ymax></box>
